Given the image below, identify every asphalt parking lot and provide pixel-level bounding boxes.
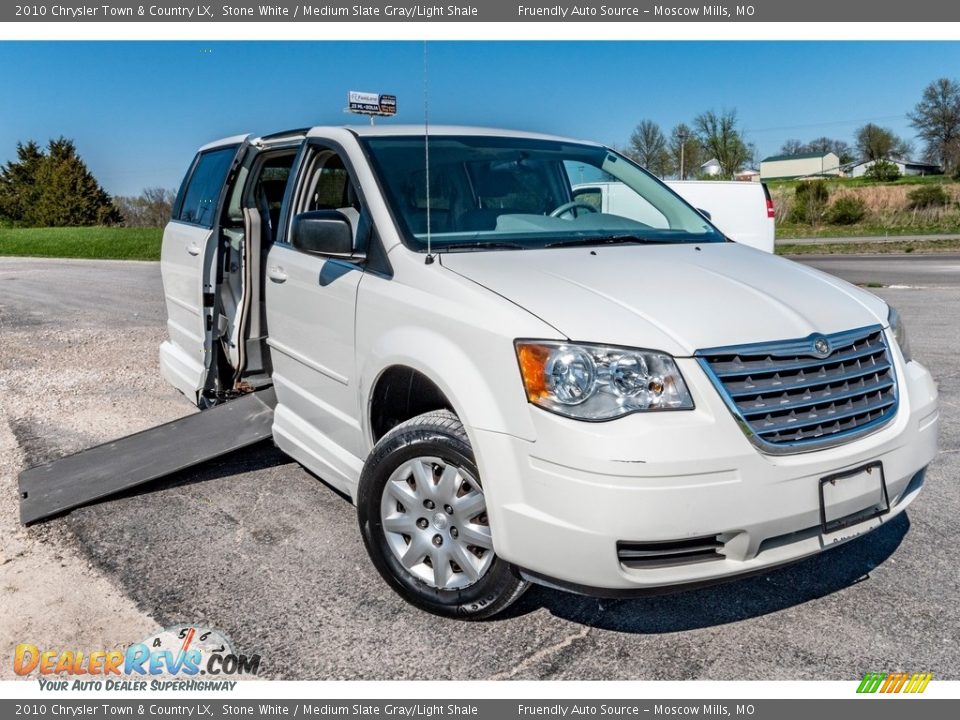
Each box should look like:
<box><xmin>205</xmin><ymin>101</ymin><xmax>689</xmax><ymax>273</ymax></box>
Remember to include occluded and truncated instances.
<box><xmin>1</xmin><ymin>254</ymin><xmax>957</xmax><ymax>680</ymax></box>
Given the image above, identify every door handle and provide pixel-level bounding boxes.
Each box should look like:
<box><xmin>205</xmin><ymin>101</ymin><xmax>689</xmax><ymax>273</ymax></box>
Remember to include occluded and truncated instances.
<box><xmin>186</xmin><ymin>242</ymin><xmax>201</xmax><ymax>256</ymax></box>
<box><xmin>267</xmin><ymin>266</ymin><xmax>288</xmax><ymax>283</ymax></box>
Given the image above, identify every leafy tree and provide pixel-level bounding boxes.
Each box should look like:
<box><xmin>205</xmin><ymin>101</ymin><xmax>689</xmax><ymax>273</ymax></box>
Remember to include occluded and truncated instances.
<box><xmin>909</xmin><ymin>77</ymin><xmax>960</xmax><ymax>174</ymax></box>
<box><xmin>854</xmin><ymin>124</ymin><xmax>913</xmax><ymax>162</ymax></box>
<box><xmin>694</xmin><ymin>109</ymin><xmax>749</xmax><ymax>177</ymax></box>
<box><xmin>864</xmin><ymin>159</ymin><xmax>901</xmax><ymax>182</ymax></box>
<box><xmin>806</xmin><ymin>137</ymin><xmax>855</xmax><ymax>165</ymax></box>
<box><xmin>907</xmin><ymin>185</ymin><xmax>950</xmax><ymax>209</ymax></box>
<box><xmin>826</xmin><ymin>196</ymin><xmax>866</xmax><ymax>225</ymax></box>
<box><xmin>778</xmin><ymin>137</ymin><xmax>854</xmax><ymax>166</ymax></box>
<box><xmin>788</xmin><ymin>180</ymin><xmax>830</xmax><ymax>225</ymax></box>
<box><xmin>0</xmin><ymin>141</ymin><xmax>44</xmax><ymax>222</ymax></box>
<box><xmin>0</xmin><ymin>137</ymin><xmax>121</xmax><ymax>226</ymax></box>
<box><xmin>779</xmin><ymin>139</ymin><xmax>805</xmax><ymax>155</ymax></box>
<box><xmin>627</xmin><ymin>120</ymin><xmax>673</xmax><ymax>177</ymax></box>
<box><xmin>669</xmin><ymin>123</ymin><xmax>703</xmax><ymax>180</ymax></box>
<box><xmin>114</xmin><ymin>187</ymin><xmax>176</xmax><ymax>227</ymax></box>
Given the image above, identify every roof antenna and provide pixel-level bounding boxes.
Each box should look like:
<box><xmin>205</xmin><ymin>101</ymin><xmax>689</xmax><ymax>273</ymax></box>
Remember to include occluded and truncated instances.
<box><xmin>423</xmin><ymin>40</ymin><xmax>435</xmax><ymax>265</ymax></box>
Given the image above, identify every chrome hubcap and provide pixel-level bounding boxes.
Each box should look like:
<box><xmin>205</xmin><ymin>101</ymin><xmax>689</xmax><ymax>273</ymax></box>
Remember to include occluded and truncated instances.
<box><xmin>380</xmin><ymin>456</ymin><xmax>494</xmax><ymax>590</ymax></box>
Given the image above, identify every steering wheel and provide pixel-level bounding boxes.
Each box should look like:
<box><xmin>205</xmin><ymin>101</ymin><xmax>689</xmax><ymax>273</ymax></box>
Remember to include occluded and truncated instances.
<box><xmin>549</xmin><ymin>201</ymin><xmax>599</xmax><ymax>219</ymax></box>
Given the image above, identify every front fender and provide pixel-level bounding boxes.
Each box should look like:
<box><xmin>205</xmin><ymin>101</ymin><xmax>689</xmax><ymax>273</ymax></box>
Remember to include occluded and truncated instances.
<box><xmin>359</xmin><ymin>325</ymin><xmax>537</xmax><ymax>450</ymax></box>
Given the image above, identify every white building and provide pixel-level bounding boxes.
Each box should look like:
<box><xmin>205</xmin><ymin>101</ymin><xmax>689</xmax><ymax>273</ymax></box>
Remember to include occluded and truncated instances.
<box><xmin>700</xmin><ymin>158</ymin><xmax>722</xmax><ymax>177</ymax></box>
<box><xmin>760</xmin><ymin>151</ymin><xmax>841</xmax><ymax>181</ymax></box>
<box><xmin>848</xmin><ymin>158</ymin><xmax>942</xmax><ymax>178</ymax></box>
<box><xmin>734</xmin><ymin>168</ymin><xmax>761</xmax><ymax>182</ymax></box>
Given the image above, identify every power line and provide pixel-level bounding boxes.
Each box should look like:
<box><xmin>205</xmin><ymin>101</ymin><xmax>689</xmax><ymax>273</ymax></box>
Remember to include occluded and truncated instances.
<box><xmin>745</xmin><ymin>114</ymin><xmax>909</xmax><ymax>135</ymax></box>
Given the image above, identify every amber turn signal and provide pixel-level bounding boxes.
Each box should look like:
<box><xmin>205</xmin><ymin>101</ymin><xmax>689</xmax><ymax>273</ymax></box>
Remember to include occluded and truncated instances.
<box><xmin>516</xmin><ymin>343</ymin><xmax>551</xmax><ymax>401</ymax></box>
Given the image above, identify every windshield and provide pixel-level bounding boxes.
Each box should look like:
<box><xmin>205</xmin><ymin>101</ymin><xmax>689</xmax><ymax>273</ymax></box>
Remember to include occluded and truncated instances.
<box><xmin>361</xmin><ymin>135</ymin><xmax>726</xmax><ymax>251</ymax></box>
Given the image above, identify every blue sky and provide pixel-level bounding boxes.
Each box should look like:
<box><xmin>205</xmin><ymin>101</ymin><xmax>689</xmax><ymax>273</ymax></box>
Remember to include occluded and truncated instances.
<box><xmin>0</xmin><ymin>41</ymin><xmax>955</xmax><ymax>196</ymax></box>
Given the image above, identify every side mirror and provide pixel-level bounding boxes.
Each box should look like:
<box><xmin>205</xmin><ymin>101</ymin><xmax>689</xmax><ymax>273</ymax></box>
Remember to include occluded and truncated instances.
<box><xmin>697</xmin><ymin>208</ymin><xmax>712</xmax><ymax>221</ymax></box>
<box><xmin>290</xmin><ymin>210</ymin><xmax>357</xmax><ymax>258</ymax></box>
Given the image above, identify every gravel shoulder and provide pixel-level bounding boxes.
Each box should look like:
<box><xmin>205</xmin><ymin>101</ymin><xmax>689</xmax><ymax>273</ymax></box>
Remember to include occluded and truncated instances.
<box><xmin>0</xmin><ymin>258</ymin><xmax>190</xmax><ymax>679</ymax></box>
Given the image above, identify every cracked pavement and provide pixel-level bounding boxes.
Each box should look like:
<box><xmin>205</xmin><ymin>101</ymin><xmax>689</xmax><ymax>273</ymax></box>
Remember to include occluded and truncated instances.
<box><xmin>1</xmin><ymin>256</ymin><xmax>958</xmax><ymax>680</ymax></box>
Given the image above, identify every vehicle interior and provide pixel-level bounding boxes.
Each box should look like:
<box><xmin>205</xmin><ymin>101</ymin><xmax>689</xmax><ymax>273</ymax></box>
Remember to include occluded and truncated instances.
<box><xmin>209</xmin><ymin>146</ymin><xmax>298</xmax><ymax>401</ymax></box>
<box><xmin>363</xmin><ymin>136</ymin><xmax>718</xmax><ymax>247</ymax></box>
<box><xmin>392</xmin><ymin>155</ymin><xmax>587</xmax><ymax>235</ymax></box>
<box><xmin>206</xmin><ymin>142</ymin><xmax>371</xmax><ymax>404</ymax></box>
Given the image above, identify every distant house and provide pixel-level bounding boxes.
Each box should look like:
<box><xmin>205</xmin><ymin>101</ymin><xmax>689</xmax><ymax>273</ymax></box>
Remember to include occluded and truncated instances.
<box><xmin>760</xmin><ymin>151</ymin><xmax>842</xmax><ymax>181</ymax></box>
<box><xmin>734</xmin><ymin>168</ymin><xmax>761</xmax><ymax>182</ymax></box>
<box><xmin>848</xmin><ymin>158</ymin><xmax>943</xmax><ymax>178</ymax></box>
<box><xmin>700</xmin><ymin>158</ymin><xmax>722</xmax><ymax>177</ymax></box>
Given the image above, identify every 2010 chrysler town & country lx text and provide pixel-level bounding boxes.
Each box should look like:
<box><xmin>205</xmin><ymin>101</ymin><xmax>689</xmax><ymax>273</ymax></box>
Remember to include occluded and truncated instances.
<box><xmin>159</xmin><ymin>125</ymin><xmax>939</xmax><ymax>618</ymax></box>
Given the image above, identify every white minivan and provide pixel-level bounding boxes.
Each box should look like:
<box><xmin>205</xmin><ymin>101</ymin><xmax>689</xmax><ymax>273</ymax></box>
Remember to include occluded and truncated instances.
<box><xmin>160</xmin><ymin>126</ymin><xmax>939</xmax><ymax>618</ymax></box>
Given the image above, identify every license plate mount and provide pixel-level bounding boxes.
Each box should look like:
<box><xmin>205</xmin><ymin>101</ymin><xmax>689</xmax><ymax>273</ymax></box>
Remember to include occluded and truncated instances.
<box><xmin>819</xmin><ymin>461</ymin><xmax>890</xmax><ymax>534</ymax></box>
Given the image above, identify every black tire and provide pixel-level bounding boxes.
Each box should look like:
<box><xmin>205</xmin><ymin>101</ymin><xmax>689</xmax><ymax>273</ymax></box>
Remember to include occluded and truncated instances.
<box><xmin>357</xmin><ymin>410</ymin><xmax>529</xmax><ymax>619</ymax></box>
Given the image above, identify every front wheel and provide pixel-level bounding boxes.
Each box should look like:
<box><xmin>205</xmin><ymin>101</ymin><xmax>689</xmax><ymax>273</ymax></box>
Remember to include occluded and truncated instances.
<box><xmin>357</xmin><ymin>410</ymin><xmax>528</xmax><ymax>619</ymax></box>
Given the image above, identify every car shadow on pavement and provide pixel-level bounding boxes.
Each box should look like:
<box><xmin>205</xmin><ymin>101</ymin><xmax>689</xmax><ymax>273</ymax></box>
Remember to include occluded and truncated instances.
<box><xmin>505</xmin><ymin>513</ymin><xmax>910</xmax><ymax>633</ymax></box>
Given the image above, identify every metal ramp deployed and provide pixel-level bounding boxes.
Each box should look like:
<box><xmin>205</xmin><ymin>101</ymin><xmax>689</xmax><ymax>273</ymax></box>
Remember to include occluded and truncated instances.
<box><xmin>18</xmin><ymin>388</ymin><xmax>276</xmax><ymax>524</ymax></box>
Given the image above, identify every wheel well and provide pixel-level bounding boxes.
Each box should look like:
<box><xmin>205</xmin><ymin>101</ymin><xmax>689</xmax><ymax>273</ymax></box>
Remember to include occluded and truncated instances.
<box><xmin>369</xmin><ymin>366</ymin><xmax>454</xmax><ymax>442</ymax></box>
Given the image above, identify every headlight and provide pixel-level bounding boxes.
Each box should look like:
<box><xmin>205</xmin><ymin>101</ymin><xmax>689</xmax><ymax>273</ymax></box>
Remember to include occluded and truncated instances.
<box><xmin>888</xmin><ymin>306</ymin><xmax>912</xmax><ymax>362</ymax></box>
<box><xmin>515</xmin><ymin>341</ymin><xmax>694</xmax><ymax>420</ymax></box>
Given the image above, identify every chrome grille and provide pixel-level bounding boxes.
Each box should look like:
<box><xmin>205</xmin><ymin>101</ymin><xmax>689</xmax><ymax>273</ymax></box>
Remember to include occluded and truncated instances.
<box><xmin>697</xmin><ymin>325</ymin><xmax>898</xmax><ymax>453</ymax></box>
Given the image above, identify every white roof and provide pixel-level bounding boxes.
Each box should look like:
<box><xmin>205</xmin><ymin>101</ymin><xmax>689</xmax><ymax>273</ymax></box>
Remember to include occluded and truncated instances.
<box><xmin>311</xmin><ymin>124</ymin><xmax>598</xmax><ymax>145</ymax></box>
<box><xmin>198</xmin><ymin>133</ymin><xmax>249</xmax><ymax>152</ymax></box>
<box><xmin>200</xmin><ymin>125</ymin><xmax>603</xmax><ymax>154</ymax></box>
<box><xmin>851</xmin><ymin>158</ymin><xmax>938</xmax><ymax>167</ymax></box>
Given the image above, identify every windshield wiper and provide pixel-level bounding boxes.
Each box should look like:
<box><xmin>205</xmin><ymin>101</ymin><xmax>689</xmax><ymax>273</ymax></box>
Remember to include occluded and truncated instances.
<box><xmin>545</xmin><ymin>235</ymin><xmax>677</xmax><ymax>248</ymax></box>
<box><xmin>437</xmin><ymin>241</ymin><xmax>527</xmax><ymax>251</ymax></box>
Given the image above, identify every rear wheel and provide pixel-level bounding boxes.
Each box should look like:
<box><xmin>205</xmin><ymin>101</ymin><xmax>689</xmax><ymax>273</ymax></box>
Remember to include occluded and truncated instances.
<box><xmin>357</xmin><ymin>410</ymin><xmax>528</xmax><ymax>619</ymax></box>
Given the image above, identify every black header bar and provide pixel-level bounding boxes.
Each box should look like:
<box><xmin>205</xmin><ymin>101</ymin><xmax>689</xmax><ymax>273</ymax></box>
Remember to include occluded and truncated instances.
<box><xmin>3</xmin><ymin>1</ymin><xmax>955</xmax><ymax>23</ymax></box>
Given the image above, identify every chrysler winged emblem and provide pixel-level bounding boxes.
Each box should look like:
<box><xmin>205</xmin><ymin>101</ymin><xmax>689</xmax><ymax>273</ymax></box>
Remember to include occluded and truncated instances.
<box><xmin>812</xmin><ymin>336</ymin><xmax>831</xmax><ymax>357</ymax></box>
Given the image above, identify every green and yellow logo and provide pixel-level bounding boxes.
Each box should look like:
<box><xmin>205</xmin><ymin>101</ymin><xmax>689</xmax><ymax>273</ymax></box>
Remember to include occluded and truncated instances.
<box><xmin>857</xmin><ymin>672</ymin><xmax>933</xmax><ymax>694</ymax></box>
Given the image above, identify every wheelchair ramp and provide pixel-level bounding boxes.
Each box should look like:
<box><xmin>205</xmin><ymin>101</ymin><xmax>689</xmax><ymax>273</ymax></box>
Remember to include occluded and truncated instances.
<box><xmin>19</xmin><ymin>388</ymin><xmax>276</xmax><ymax>525</ymax></box>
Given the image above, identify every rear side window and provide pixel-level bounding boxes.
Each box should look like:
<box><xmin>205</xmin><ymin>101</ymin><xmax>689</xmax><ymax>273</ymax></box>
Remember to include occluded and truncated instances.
<box><xmin>176</xmin><ymin>147</ymin><xmax>237</xmax><ymax>228</ymax></box>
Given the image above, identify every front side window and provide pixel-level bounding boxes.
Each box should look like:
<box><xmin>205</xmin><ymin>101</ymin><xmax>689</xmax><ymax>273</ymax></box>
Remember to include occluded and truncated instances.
<box><xmin>176</xmin><ymin>146</ymin><xmax>237</xmax><ymax>228</ymax></box>
<box><xmin>286</xmin><ymin>147</ymin><xmax>364</xmax><ymax>248</ymax></box>
<box><xmin>362</xmin><ymin>135</ymin><xmax>725</xmax><ymax>251</ymax></box>
<box><xmin>291</xmin><ymin>150</ymin><xmax>361</xmax><ymax>216</ymax></box>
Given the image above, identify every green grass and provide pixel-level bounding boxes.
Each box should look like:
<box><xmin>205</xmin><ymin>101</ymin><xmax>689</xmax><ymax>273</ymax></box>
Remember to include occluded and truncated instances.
<box><xmin>777</xmin><ymin>223</ymin><xmax>960</xmax><ymax>239</ymax></box>
<box><xmin>777</xmin><ymin>238</ymin><xmax>960</xmax><ymax>255</ymax></box>
<box><xmin>0</xmin><ymin>226</ymin><xmax>163</xmax><ymax>261</ymax></box>
<box><xmin>3</xmin><ymin>224</ymin><xmax>959</xmax><ymax>262</ymax></box>
<box><xmin>766</xmin><ymin>175</ymin><xmax>955</xmax><ymax>190</ymax></box>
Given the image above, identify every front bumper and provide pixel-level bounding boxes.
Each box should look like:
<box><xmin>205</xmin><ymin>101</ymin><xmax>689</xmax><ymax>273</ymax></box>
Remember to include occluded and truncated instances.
<box><xmin>473</xmin><ymin>353</ymin><xmax>939</xmax><ymax>593</ymax></box>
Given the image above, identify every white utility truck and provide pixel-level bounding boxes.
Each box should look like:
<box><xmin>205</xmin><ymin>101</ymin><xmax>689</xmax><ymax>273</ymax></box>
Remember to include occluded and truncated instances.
<box><xmin>572</xmin><ymin>180</ymin><xmax>776</xmax><ymax>253</ymax></box>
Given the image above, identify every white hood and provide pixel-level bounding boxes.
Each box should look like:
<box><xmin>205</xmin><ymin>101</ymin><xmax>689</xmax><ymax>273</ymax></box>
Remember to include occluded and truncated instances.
<box><xmin>440</xmin><ymin>243</ymin><xmax>889</xmax><ymax>356</ymax></box>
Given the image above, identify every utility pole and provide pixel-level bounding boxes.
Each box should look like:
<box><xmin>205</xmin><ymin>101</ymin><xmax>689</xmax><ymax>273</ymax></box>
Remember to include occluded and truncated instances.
<box><xmin>678</xmin><ymin>129</ymin><xmax>688</xmax><ymax>180</ymax></box>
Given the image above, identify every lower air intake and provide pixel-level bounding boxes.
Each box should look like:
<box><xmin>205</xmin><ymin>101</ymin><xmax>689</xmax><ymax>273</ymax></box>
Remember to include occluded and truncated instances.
<box><xmin>617</xmin><ymin>536</ymin><xmax>723</xmax><ymax>569</ymax></box>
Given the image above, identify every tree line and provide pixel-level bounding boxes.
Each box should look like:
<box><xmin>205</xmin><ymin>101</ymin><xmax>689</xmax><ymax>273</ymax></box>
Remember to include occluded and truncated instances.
<box><xmin>4</xmin><ymin>76</ymin><xmax>960</xmax><ymax>227</ymax></box>
<box><xmin>625</xmin><ymin>77</ymin><xmax>960</xmax><ymax>179</ymax></box>
<box><xmin>0</xmin><ymin>137</ymin><xmax>175</xmax><ymax>228</ymax></box>
<box><xmin>623</xmin><ymin>111</ymin><xmax>750</xmax><ymax>180</ymax></box>
<box><xmin>0</xmin><ymin>138</ymin><xmax>122</xmax><ymax>226</ymax></box>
